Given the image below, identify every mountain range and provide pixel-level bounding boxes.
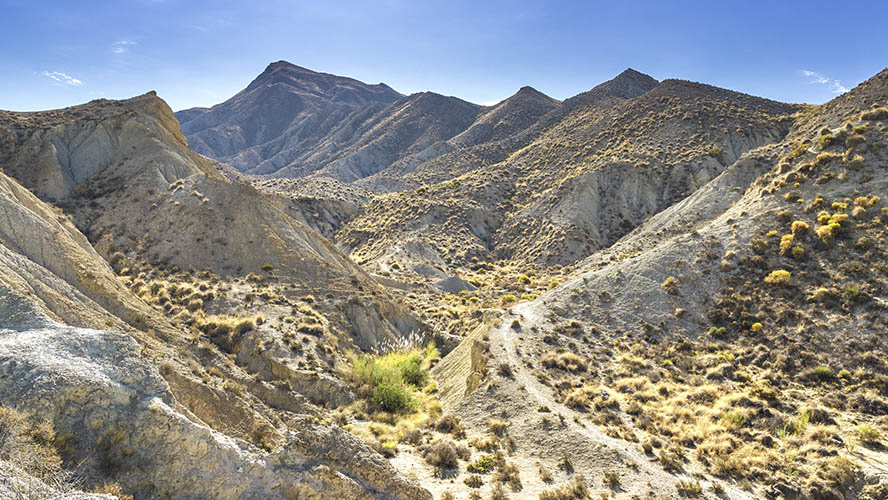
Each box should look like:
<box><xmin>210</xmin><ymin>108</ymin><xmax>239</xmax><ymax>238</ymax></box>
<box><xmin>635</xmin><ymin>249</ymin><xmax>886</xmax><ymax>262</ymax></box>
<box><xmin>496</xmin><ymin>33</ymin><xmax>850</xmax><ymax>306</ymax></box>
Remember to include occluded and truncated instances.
<box><xmin>2</xmin><ymin>60</ymin><xmax>888</xmax><ymax>500</ymax></box>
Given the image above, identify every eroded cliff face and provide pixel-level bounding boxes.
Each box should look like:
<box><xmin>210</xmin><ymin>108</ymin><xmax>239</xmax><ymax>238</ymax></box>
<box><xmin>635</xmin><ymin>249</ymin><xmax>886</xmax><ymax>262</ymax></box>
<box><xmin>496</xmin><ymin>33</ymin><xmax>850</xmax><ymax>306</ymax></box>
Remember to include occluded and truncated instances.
<box><xmin>0</xmin><ymin>91</ymin><xmax>421</xmax><ymax>347</ymax></box>
<box><xmin>0</xmin><ymin>95</ymin><xmax>431</xmax><ymax>499</ymax></box>
<box><xmin>0</xmin><ymin>92</ymin><xmax>209</xmax><ymax>202</ymax></box>
<box><xmin>0</xmin><ymin>287</ymin><xmax>429</xmax><ymax>500</ymax></box>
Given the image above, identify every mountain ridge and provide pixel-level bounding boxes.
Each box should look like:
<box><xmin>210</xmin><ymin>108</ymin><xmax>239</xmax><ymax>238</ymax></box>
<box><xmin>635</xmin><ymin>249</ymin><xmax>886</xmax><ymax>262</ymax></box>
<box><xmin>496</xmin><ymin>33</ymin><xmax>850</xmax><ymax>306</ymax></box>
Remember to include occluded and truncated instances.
<box><xmin>4</xmin><ymin>62</ymin><xmax>888</xmax><ymax>500</ymax></box>
<box><xmin>175</xmin><ymin>63</ymin><xmax>664</xmax><ymax>183</ymax></box>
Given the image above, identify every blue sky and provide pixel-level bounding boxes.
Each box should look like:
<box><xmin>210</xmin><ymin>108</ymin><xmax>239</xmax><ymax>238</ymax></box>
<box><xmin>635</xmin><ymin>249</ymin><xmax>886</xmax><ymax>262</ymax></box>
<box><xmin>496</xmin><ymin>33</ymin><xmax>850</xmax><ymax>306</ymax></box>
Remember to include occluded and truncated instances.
<box><xmin>1</xmin><ymin>0</ymin><xmax>886</xmax><ymax>111</ymax></box>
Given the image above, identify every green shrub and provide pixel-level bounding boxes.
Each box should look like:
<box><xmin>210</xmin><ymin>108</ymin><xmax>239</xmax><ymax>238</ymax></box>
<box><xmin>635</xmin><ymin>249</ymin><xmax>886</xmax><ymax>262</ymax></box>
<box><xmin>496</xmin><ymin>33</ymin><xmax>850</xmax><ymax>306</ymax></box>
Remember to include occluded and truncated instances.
<box><xmin>371</xmin><ymin>383</ymin><xmax>417</xmax><ymax>413</ymax></box>
<box><xmin>812</xmin><ymin>365</ymin><xmax>835</xmax><ymax>382</ymax></box>
<box><xmin>707</xmin><ymin>145</ymin><xmax>722</xmax><ymax>157</ymax></box>
<box><xmin>787</xmin><ymin>142</ymin><xmax>808</xmax><ymax>160</ymax></box>
<box><xmin>817</xmin><ymin>222</ymin><xmax>842</xmax><ymax>243</ymax></box>
<box><xmin>399</xmin><ymin>357</ymin><xmax>427</xmax><ymax>387</ymax></box>
<box><xmin>500</xmin><ymin>294</ymin><xmax>517</xmax><ymax>305</ymax></box>
<box><xmin>351</xmin><ymin>345</ymin><xmax>436</xmax><ymax>414</ymax></box>
<box><xmin>856</xmin><ymin>424</ymin><xmax>881</xmax><ymax>445</ymax></box>
<box><xmin>779</xmin><ymin>412</ymin><xmax>810</xmax><ymax>437</ymax></box>
<box><xmin>352</xmin><ymin>349</ymin><xmax>429</xmax><ymax>388</ymax></box>
<box><xmin>779</xmin><ymin>234</ymin><xmax>794</xmax><ymax>255</ymax></box>
<box><xmin>816</xmin><ymin>152</ymin><xmax>838</xmax><ymax>165</ymax></box>
<box><xmin>707</xmin><ymin>326</ymin><xmax>728</xmax><ymax>338</ymax></box>
<box><xmin>764</xmin><ymin>270</ymin><xmax>791</xmax><ymax>286</ymax></box>
<box><xmin>467</xmin><ymin>454</ymin><xmax>497</xmax><ymax>473</ymax></box>
<box><xmin>721</xmin><ymin>411</ymin><xmax>745</xmax><ymax>429</ymax></box>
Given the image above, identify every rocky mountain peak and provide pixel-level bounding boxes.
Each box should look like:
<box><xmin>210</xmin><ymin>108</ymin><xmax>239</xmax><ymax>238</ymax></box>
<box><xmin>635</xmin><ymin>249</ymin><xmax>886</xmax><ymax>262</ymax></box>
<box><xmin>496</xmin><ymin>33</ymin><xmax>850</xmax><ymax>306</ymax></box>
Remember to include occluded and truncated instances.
<box><xmin>243</xmin><ymin>60</ymin><xmax>401</xmax><ymax>103</ymax></box>
<box><xmin>562</xmin><ymin>68</ymin><xmax>658</xmax><ymax>110</ymax></box>
<box><xmin>510</xmin><ymin>85</ymin><xmax>557</xmax><ymax>103</ymax></box>
<box><xmin>248</xmin><ymin>60</ymin><xmax>318</xmax><ymax>88</ymax></box>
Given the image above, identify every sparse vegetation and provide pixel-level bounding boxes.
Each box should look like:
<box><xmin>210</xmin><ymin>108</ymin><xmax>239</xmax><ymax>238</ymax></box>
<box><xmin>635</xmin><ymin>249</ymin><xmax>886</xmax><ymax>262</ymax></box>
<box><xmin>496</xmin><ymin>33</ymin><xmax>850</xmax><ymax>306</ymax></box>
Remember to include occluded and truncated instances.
<box><xmin>0</xmin><ymin>406</ymin><xmax>70</xmax><ymax>492</ymax></box>
<box><xmin>861</xmin><ymin>107</ymin><xmax>888</xmax><ymax>121</ymax></box>
<box><xmin>541</xmin><ymin>352</ymin><xmax>588</xmax><ymax>373</ymax></box>
<box><xmin>676</xmin><ymin>480</ymin><xmax>703</xmax><ymax>497</ymax></box>
<box><xmin>467</xmin><ymin>454</ymin><xmax>498</xmax><ymax>473</ymax></box>
<box><xmin>5</xmin><ymin>54</ymin><xmax>888</xmax><ymax>500</ymax></box>
<box><xmin>538</xmin><ymin>476</ymin><xmax>589</xmax><ymax>500</ymax></box>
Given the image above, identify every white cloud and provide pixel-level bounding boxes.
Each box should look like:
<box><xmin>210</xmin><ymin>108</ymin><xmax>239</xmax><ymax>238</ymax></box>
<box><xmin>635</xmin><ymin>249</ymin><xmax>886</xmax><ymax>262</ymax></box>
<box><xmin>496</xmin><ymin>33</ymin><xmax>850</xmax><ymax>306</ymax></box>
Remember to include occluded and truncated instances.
<box><xmin>42</xmin><ymin>71</ymin><xmax>84</xmax><ymax>86</ymax></box>
<box><xmin>802</xmin><ymin>69</ymin><xmax>847</xmax><ymax>95</ymax></box>
<box><xmin>802</xmin><ymin>70</ymin><xmax>829</xmax><ymax>84</ymax></box>
<box><xmin>112</xmin><ymin>40</ymin><xmax>136</xmax><ymax>54</ymax></box>
<box><xmin>831</xmin><ymin>81</ymin><xmax>848</xmax><ymax>94</ymax></box>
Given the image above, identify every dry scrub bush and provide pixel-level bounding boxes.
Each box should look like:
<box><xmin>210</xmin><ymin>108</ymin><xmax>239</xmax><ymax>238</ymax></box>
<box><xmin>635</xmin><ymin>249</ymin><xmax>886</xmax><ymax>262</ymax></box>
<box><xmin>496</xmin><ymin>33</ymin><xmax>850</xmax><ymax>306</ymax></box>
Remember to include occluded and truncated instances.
<box><xmin>541</xmin><ymin>352</ymin><xmax>588</xmax><ymax>373</ymax></box>
<box><xmin>0</xmin><ymin>406</ymin><xmax>76</xmax><ymax>496</ymax></box>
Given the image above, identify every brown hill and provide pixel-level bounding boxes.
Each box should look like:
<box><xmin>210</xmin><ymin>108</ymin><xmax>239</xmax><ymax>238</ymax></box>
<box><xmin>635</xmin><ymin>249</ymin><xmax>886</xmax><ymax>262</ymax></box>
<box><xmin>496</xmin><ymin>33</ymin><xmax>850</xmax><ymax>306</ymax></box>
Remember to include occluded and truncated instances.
<box><xmin>339</xmin><ymin>73</ymin><xmax>798</xmax><ymax>280</ymax></box>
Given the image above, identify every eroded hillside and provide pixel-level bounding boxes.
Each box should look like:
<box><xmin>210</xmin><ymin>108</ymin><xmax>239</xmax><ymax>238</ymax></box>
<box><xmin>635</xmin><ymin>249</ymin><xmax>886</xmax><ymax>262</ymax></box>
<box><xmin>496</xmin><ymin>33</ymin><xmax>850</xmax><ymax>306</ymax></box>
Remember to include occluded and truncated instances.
<box><xmin>2</xmin><ymin>63</ymin><xmax>888</xmax><ymax>500</ymax></box>
<box><xmin>0</xmin><ymin>93</ymin><xmax>430</xmax><ymax>499</ymax></box>
<box><xmin>405</xmin><ymin>70</ymin><xmax>888</xmax><ymax>499</ymax></box>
